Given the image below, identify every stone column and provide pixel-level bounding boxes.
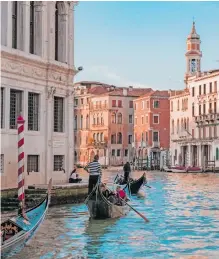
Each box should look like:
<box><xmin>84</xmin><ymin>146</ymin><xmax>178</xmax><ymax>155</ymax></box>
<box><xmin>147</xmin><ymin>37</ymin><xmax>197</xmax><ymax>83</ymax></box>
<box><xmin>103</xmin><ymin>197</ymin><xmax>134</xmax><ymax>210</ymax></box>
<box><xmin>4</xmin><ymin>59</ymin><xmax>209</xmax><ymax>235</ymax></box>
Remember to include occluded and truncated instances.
<box><xmin>34</xmin><ymin>2</ymin><xmax>46</xmax><ymax>57</ymax></box>
<box><xmin>68</xmin><ymin>2</ymin><xmax>75</xmax><ymax>67</ymax></box>
<box><xmin>58</xmin><ymin>13</ymin><xmax>68</xmax><ymax>63</ymax></box>
<box><xmin>45</xmin><ymin>87</ymin><xmax>55</xmax><ymax>184</ymax></box>
<box><xmin>1</xmin><ymin>1</ymin><xmax>12</xmax><ymax>47</ymax></box>
<box><xmin>48</xmin><ymin>1</ymin><xmax>56</xmax><ymax>60</ymax></box>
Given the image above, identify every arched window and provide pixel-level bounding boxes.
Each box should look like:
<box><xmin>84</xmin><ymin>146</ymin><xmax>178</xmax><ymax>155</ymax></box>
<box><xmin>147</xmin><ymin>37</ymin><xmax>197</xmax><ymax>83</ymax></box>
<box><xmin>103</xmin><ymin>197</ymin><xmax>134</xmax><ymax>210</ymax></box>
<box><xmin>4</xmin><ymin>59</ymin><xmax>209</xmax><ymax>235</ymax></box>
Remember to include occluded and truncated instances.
<box><xmin>192</xmin><ymin>103</ymin><xmax>195</xmax><ymax>116</ymax></box>
<box><xmin>86</xmin><ymin>115</ymin><xmax>89</xmax><ymax>129</ymax></box>
<box><xmin>203</xmin><ymin>101</ymin><xmax>206</xmax><ymax>114</ymax></box>
<box><xmin>111</xmin><ymin>113</ymin><xmax>116</xmax><ymax>123</ymax></box>
<box><xmin>214</xmin><ymin>98</ymin><xmax>217</xmax><ymax>113</ymax></box>
<box><xmin>101</xmin><ymin>114</ymin><xmax>104</xmax><ymax>125</ymax></box>
<box><xmin>12</xmin><ymin>1</ymin><xmax>18</xmax><ymax>49</ymax></box>
<box><xmin>111</xmin><ymin>134</ymin><xmax>116</xmax><ymax>144</ymax></box>
<box><xmin>216</xmin><ymin>148</ymin><xmax>219</xmax><ymax>160</ymax></box>
<box><xmin>74</xmin><ymin>151</ymin><xmax>77</xmax><ymax>162</ymax></box>
<box><xmin>30</xmin><ymin>1</ymin><xmax>35</xmax><ymax>54</ymax></box>
<box><xmin>93</xmin><ymin>133</ymin><xmax>96</xmax><ymax>142</ymax></box>
<box><xmin>117</xmin><ymin>132</ymin><xmax>122</xmax><ymax>144</ymax></box>
<box><xmin>100</xmin><ymin>133</ymin><xmax>103</xmax><ymax>142</ymax></box>
<box><xmin>117</xmin><ymin>113</ymin><xmax>122</xmax><ymax>124</ymax></box>
<box><xmin>80</xmin><ymin>115</ymin><xmax>83</xmax><ymax>129</ymax></box>
<box><xmin>172</xmin><ymin>119</ymin><xmax>174</xmax><ymax>134</ymax></box>
<box><xmin>93</xmin><ymin>115</ymin><xmax>96</xmax><ymax>125</ymax></box>
<box><xmin>97</xmin><ymin>133</ymin><xmax>99</xmax><ymax>142</ymax></box>
<box><xmin>74</xmin><ymin>115</ymin><xmax>77</xmax><ymax>130</ymax></box>
<box><xmin>55</xmin><ymin>3</ymin><xmax>59</xmax><ymax>60</ymax></box>
<box><xmin>97</xmin><ymin>114</ymin><xmax>100</xmax><ymax>125</ymax></box>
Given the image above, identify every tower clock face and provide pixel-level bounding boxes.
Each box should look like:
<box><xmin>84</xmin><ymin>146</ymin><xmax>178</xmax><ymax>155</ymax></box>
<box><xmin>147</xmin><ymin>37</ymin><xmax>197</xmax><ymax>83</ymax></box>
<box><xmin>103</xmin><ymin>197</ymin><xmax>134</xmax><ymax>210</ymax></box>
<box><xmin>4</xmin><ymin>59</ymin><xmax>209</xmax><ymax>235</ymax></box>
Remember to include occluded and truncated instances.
<box><xmin>191</xmin><ymin>59</ymin><xmax>196</xmax><ymax>73</ymax></box>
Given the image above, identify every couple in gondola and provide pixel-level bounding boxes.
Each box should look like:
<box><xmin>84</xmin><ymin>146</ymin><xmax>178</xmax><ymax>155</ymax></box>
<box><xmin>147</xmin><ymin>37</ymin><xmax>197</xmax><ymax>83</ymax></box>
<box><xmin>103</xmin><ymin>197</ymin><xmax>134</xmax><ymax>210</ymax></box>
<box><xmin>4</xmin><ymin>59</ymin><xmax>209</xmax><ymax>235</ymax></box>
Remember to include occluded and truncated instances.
<box><xmin>116</xmin><ymin>162</ymin><xmax>133</xmax><ymax>185</ymax></box>
<box><xmin>100</xmin><ymin>184</ymin><xmax>129</xmax><ymax>206</ymax></box>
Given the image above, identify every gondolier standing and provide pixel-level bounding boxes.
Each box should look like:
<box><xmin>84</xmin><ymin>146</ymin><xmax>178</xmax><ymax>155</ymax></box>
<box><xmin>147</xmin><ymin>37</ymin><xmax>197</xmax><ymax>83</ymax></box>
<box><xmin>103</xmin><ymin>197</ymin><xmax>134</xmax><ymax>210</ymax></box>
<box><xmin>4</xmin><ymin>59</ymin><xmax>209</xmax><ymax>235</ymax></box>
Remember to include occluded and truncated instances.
<box><xmin>85</xmin><ymin>155</ymin><xmax>102</xmax><ymax>195</ymax></box>
<box><xmin>123</xmin><ymin>162</ymin><xmax>131</xmax><ymax>184</ymax></box>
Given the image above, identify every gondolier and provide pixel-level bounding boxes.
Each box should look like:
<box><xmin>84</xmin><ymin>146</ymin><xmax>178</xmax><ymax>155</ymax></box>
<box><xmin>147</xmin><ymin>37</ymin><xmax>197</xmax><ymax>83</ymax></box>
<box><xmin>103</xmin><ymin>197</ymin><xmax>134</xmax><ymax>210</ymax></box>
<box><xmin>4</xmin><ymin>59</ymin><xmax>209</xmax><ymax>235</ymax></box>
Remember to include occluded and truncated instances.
<box><xmin>85</xmin><ymin>155</ymin><xmax>102</xmax><ymax>195</ymax></box>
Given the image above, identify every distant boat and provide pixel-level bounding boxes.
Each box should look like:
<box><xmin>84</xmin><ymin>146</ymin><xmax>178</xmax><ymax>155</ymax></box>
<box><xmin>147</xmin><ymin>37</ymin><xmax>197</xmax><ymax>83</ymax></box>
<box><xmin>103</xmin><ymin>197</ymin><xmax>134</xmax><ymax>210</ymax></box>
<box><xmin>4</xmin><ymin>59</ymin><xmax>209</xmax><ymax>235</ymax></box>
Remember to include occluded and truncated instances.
<box><xmin>1</xmin><ymin>179</ymin><xmax>52</xmax><ymax>259</ymax></box>
<box><xmin>85</xmin><ymin>183</ymin><xmax>130</xmax><ymax>219</ymax></box>
<box><xmin>170</xmin><ymin>166</ymin><xmax>187</xmax><ymax>173</ymax></box>
<box><xmin>171</xmin><ymin>166</ymin><xmax>203</xmax><ymax>173</ymax></box>
<box><xmin>186</xmin><ymin>166</ymin><xmax>203</xmax><ymax>173</ymax></box>
<box><xmin>114</xmin><ymin>173</ymin><xmax>147</xmax><ymax>194</ymax></box>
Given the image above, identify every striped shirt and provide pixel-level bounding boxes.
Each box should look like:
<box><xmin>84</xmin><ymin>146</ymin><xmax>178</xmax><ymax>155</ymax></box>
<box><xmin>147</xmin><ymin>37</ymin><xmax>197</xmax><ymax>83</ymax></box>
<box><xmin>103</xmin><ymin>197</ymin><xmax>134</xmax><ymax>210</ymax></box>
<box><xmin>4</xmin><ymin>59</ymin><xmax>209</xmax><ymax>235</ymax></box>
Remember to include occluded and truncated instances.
<box><xmin>86</xmin><ymin>161</ymin><xmax>102</xmax><ymax>175</ymax></box>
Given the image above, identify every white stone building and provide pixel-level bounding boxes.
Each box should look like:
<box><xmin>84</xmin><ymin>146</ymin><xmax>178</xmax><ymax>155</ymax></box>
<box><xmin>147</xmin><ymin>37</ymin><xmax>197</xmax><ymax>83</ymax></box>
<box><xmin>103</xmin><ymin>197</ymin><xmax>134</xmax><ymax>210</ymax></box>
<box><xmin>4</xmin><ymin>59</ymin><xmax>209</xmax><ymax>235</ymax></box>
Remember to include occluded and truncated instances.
<box><xmin>1</xmin><ymin>1</ymin><xmax>79</xmax><ymax>188</ymax></box>
<box><xmin>170</xmin><ymin>22</ymin><xmax>219</xmax><ymax>169</ymax></box>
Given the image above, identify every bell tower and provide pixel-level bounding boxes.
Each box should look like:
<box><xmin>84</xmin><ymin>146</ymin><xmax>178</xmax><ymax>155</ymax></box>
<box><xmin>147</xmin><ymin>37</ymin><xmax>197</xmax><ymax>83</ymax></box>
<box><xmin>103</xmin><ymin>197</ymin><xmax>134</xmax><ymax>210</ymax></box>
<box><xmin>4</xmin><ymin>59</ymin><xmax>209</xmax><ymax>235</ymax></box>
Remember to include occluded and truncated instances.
<box><xmin>184</xmin><ymin>22</ymin><xmax>202</xmax><ymax>84</ymax></box>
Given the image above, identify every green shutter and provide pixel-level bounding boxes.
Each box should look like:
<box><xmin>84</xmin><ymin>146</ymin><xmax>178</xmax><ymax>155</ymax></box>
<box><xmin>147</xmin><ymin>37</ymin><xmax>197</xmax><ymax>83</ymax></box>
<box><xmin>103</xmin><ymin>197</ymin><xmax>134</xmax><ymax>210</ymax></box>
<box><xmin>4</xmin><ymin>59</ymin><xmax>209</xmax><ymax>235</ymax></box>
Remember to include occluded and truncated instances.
<box><xmin>216</xmin><ymin>148</ymin><xmax>219</xmax><ymax>161</ymax></box>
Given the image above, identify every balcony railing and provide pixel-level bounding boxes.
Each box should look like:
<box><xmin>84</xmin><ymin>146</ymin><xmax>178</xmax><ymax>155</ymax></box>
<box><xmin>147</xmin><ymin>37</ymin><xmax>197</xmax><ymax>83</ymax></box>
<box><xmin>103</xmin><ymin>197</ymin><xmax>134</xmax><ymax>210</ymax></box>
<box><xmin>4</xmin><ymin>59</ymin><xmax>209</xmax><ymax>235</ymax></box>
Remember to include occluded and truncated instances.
<box><xmin>152</xmin><ymin>141</ymin><xmax>160</xmax><ymax>148</ymax></box>
<box><xmin>90</xmin><ymin>104</ymin><xmax>108</xmax><ymax>110</ymax></box>
<box><xmin>88</xmin><ymin>140</ymin><xmax>107</xmax><ymax>147</ymax></box>
<box><xmin>91</xmin><ymin>123</ymin><xmax>105</xmax><ymax>128</ymax></box>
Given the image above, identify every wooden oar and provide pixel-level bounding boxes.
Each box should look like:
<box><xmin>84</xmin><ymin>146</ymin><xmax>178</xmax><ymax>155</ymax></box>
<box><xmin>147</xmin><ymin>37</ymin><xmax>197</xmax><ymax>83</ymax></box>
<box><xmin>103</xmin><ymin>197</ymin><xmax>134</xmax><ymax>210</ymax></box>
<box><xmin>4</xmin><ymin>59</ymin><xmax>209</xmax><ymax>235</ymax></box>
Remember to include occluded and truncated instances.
<box><xmin>103</xmin><ymin>183</ymin><xmax>149</xmax><ymax>223</ymax></box>
<box><xmin>145</xmin><ymin>185</ymin><xmax>152</xmax><ymax>188</ymax></box>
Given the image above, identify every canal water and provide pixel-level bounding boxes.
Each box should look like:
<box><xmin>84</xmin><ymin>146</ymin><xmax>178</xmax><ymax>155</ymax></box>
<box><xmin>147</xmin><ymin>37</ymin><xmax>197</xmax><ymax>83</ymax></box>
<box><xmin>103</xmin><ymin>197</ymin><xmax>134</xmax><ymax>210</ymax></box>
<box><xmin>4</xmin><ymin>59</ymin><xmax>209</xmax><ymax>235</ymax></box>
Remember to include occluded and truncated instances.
<box><xmin>10</xmin><ymin>171</ymin><xmax>219</xmax><ymax>259</ymax></box>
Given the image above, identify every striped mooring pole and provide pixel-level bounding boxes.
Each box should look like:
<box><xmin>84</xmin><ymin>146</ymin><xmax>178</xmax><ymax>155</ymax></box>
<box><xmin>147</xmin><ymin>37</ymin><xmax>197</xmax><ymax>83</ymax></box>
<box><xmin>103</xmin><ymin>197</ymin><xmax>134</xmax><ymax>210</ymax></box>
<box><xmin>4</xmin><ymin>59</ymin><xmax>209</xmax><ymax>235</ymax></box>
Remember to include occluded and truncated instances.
<box><xmin>17</xmin><ymin>115</ymin><xmax>25</xmax><ymax>203</ymax></box>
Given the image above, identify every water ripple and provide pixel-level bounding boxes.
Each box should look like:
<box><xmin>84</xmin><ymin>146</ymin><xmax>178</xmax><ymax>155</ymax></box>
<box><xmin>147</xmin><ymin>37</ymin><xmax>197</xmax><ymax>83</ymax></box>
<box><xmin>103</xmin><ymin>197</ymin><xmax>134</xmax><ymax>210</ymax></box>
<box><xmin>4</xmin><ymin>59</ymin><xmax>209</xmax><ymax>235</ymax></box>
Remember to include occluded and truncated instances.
<box><xmin>9</xmin><ymin>171</ymin><xmax>219</xmax><ymax>259</ymax></box>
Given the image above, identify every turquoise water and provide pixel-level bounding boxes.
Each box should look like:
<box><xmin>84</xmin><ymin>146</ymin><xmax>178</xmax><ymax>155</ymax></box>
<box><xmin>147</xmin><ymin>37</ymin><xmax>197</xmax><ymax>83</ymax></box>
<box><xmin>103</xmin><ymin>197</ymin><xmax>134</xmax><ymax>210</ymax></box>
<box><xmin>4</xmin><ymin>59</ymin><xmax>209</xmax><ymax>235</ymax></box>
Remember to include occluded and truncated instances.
<box><xmin>11</xmin><ymin>171</ymin><xmax>219</xmax><ymax>259</ymax></box>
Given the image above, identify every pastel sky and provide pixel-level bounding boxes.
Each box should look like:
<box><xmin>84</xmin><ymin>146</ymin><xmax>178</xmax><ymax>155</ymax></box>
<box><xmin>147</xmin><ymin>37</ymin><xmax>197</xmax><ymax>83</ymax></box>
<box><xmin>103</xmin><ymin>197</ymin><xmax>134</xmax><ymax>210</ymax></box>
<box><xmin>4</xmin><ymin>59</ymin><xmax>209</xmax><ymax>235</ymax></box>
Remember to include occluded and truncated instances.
<box><xmin>74</xmin><ymin>1</ymin><xmax>219</xmax><ymax>90</ymax></box>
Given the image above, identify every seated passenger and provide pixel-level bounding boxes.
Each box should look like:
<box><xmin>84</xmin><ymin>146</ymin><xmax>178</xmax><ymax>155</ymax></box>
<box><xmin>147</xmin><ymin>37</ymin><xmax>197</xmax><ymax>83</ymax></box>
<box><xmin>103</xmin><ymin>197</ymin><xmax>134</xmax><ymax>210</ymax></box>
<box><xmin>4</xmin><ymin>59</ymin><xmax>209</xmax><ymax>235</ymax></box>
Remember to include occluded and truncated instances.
<box><xmin>100</xmin><ymin>184</ymin><xmax>117</xmax><ymax>204</ymax></box>
<box><xmin>69</xmin><ymin>166</ymin><xmax>82</xmax><ymax>183</ymax></box>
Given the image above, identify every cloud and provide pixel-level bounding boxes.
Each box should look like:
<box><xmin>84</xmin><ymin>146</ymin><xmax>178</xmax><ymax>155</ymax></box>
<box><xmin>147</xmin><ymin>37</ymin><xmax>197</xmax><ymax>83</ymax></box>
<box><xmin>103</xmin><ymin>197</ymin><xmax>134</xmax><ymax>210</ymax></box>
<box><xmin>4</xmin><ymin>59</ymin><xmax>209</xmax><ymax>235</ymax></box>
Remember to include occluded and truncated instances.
<box><xmin>76</xmin><ymin>65</ymin><xmax>151</xmax><ymax>88</ymax></box>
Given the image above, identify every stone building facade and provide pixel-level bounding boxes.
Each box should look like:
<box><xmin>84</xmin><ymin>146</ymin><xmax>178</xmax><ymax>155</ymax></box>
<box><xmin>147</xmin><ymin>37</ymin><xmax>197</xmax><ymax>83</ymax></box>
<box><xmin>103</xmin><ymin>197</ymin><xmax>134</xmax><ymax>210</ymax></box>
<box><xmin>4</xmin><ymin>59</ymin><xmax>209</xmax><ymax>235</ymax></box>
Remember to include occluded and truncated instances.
<box><xmin>169</xmin><ymin>22</ymin><xmax>219</xmax><ymax>169</ymax></box>
<box><xmin>1</xmin><ymin>1</ymin><xmax>78</xmax><ymax>188</ymax></box>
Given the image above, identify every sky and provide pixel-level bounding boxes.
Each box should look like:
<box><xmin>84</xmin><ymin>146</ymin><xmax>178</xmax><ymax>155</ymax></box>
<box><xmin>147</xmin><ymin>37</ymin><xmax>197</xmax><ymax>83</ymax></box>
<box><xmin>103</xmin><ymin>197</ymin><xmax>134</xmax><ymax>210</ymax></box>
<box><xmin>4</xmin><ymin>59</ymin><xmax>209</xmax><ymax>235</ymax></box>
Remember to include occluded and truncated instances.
<box><xmin>74</xmin><ymin>1</ymin><xmax>219</xmax><ymax>90</ymax></box>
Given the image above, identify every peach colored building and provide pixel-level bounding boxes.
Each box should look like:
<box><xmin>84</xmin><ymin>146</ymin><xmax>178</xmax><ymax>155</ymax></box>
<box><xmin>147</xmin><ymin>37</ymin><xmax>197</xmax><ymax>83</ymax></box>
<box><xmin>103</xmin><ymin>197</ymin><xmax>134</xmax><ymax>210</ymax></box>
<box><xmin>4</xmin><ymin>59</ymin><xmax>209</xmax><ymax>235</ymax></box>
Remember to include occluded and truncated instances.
<box><xmin>133</xmin><ymin>90</ymin><xmax>170</xmax><ymax>169</ymax></box>
<box><xmin>74</xmin><ymin>82</ymin><xmax>151</xmax><ymax>166</ymax></box>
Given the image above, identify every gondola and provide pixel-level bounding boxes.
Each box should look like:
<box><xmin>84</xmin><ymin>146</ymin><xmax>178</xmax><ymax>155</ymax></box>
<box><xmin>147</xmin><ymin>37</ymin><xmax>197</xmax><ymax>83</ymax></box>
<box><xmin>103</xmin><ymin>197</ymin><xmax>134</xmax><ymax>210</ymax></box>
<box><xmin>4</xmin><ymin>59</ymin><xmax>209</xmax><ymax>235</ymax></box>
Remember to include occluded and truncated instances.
<box><xmin>1</xmin><ymin>179</ymin><xmax>52</xmax><ymax>259</ymax></box>
<box><xmin>114</xmin><ymin>172</ymin><xmax>147</xmax><ymax>194</ymax></box>
<box><xmin>85</xmin><ymin>183</ymin><xmax>130</xmax><ymax>219</ymax></box>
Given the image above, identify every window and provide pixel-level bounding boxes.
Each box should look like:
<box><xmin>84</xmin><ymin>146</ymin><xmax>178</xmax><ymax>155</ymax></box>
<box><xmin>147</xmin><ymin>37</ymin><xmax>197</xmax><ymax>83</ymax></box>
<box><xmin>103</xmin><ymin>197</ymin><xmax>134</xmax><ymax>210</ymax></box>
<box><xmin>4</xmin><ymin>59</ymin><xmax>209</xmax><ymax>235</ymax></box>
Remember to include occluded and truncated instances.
<box><xmin>117</xmin><ymin>149</ymin><xmax>121</xmax><ymax>157</ymax></box>
<box><xmin>192</xmin><ymin>87</ymin><xmax>195</xmax><ymax>97</ymax></box>
<box><xmin>53</xmin><ymin>155</ymin><xmax>64</xmax><ymax>171</ymax></box>
<box><xmin>12</xmin><ymin>1</ymin><xmax>17</xmax><ymax>49</ymax></box>
<box><xmin>1</xmin><ymin>88</ymin><xmax>4</xmax><ymax>128</ymax></box>
<box><xmin>177</xmin><ymin>100</ymin><xmax>179</xmax><ymax>111</ymax></box>
<box><xmin>30</xmin><ymin>1</ymin><xmax>34</xmax><ymax>54</ymax></box>
<box><xmin>118</xmin><ymin>100</ymin><xmax>122</xmax><ymax>107</ymax></box>
<box><xmin>146</xmin><ymin>115</ymin><xmax>148</xmax><ymax>123</ymax></box>
<box><xmin>129</xmin><ymin>101</ymin><xmax>133</xmax><ymax>108</ymax></box>
<box><xmin>209</xmin><ymin>82</ymin><xmax>212</xmax><ymax>93</ymax></box>
<box><xmin>192</xmin><ymin>103</ymin><xmax>195</xmax><ymax>117</ymax></box>
<box><xmin>86</xmin><ymin>115</ymin><xmax>89</xmax><ymax>129</ymax></box>
<box><xmin>101</xmin><ymin>115</ymin><xmax>104</xmax><ymax>125</ymax></box>
<box><xmin>153</xmin><ymin>131</ymin><xmax>159</xmax><ymax>142</ymax></box>
<box><xmin>117</xmin><ymin>132</ymin><xmax>122</xmax><ymax>144</ymax></box>
<box><xmin>142</xmin><ymin>101</ymin><xmax>144</xmax><ymax>109</ymax></box>
<box><xmin>112</xmin><ymin>149</ymin><xmax>115</xmax><ymax>156</ymax></box>
<box><xmin>177</xmin><ymin>119</ymin><xmax>179</xmax><ymax>133</ymax></box>
<box><xmin>199</xmin><ymin>85</ymin><xmax>201</xmax><ymax>95</ymax></box>
<box><xmin>74</xmin><ymin>116</ymin><xmax>77</xmax><ymax>130</ymax></box>
<box><xmin>54</xmin><ymin>96</ymin><xmax>64</xmax><ymax>132</ymax></box>
<box><xmin>171</xmin><ymin>101</ymin><xmax>173</xmax><ymax>111</ymax></box>
<box><xmin>141</xmin><ymin>116</ymin><xmax>144</xmax><ymax>125</ymax></box>
<box><xmin>81</xmin><ymin>98</ymin><xmax>84</xmax><ymax>105</ymax></box>
<box><xmin>97</xmin><ymin>133</ymin><xmax>99</xmax><ymax>142</ymax></box>
<box><xmin>28</xmin><ymin>92</ymin><xmax>39</xmax><ymax>131</ymax></box>
<box><xmin>209</xmin><ymin>102</ymin><xmax>212</xmax><ymax>113</ymax></box>
<box><xmin>100</xmin><ymin>133</ymin><xmax>103</xmax><ymax>142</ymax></box>
<box><xmin>112</xmin><ymin>100</ymin><xmax>116</xmax><ymax>107</ymax></box>
<box><xmin>10</xmin><ymin>89</ymin><xmax>22</xmax><ymax>129</ymax></box>
<box><xmin>124</xmin><ymin>149</ymin><xmax>128</xmax><ymax>157</ymax></box>
<box><xmin>74</xmin><ymin>99</ymin><xmax>78</xmax><ymax>106</ymax></box>
<box><xmin>93</xmin><ymin>115</ymin><xmax>96</xmax><ymax>125</ymax></box>
<box><xmin>145</xmin><ymin>131</ymin><xmax>148</xmax><ymax>141</ymax></box>
<box><xmin>199</xmin><ymin>105</ymin><xmax>201</xmax><ymax>115</ymax></box>
<box><xmin>80</xmin><ymin>115</ymin><xmax>83</xmax><ymax>129</ymax></box>
<box><xmin>216</xmin><ymin>148</ymin><xmax>219</xmax><ymax>161</ymax></box>
<box><xmin>111</xmin><ymin>134</ymin><xmax>116</xmax><ymax>144</ymax></box>
<box><xmin>117</xmin><ymin>113</ymin><xmax>122</xmax><ymax>124</ymax></box>
<box><xmin>93</xmin><ymin>133</ymin><xmax>96</xmax><ymax>142</ymax></box>
<box><xmin>203</xmin><ymin>84</ymin><xmax>206</xmax><ymax>94</ymax></box>
<box><xmin>55</xmin><ymin>3</ymin><xmax>59</xmax><ymax>61</ymax></box>
<box><xmin>153</xmin><ymin>115</ymin><xmax>159</xmax><ymax>124</ymax></box>
<box><xmin>111</xmin><ymin>113</ymin><xmax>116</xmax><ymax>123</ymax></box>
<box><xmin>146</xmin><ymin>101</ymin><xmax>149</xmax><ymax>109</ymax></box>
<box><xmin>128</xmin><ymin>135</ymin><xmax>132</xmax><ymax>144</ymax></box>
<box><xmin>214</xmin><ymin>81</ymin><xmax>217</xmax><ymax>92</ymax></box>
<box><xmin>214</xmin><ymin>99</ymin><xmax>217</xmax><ymax>113</ymax></box>
<box><xmin>0</xmin><ymin>154</ymin><xmax>4</xmax><ymax>174</ymax></box>
<box><xmin>203</xmin><ymin>102</ymin><xmax>206</xmax><ymax>114</ymax></box>
<box><xmin>153</xmin><ymin>100</ymin><xmax>159</xmax><ymax>108</ymax></box>
<box><xmin>129</xmin><ymin>115</ymin><xmax>133</xmax><ymax>124</ymax></box>
<box><xmin>27</xmin><ymin>155</ymin><xmax>39</xmax><ymax>172</ymax></box>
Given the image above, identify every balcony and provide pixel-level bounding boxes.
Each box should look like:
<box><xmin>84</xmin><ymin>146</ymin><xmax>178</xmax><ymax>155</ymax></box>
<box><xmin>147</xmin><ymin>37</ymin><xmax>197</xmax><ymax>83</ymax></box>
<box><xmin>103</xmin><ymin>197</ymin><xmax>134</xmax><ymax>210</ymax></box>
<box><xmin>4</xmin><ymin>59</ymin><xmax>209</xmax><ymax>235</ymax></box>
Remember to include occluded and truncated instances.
<box><xmin>152</xmin><ymin>141</ymin><xmax>160</xmax><ymax>148</ymax></box>
<box><xmin>91</xmin><ymin>123</ymin><xmax>105</xmax><ymax>128</ymax></box>
<box><xmin>90</xmin><ymin>104</ymin><xmax>108</xmax><ymax>111</ymax></box>
<box><xmin>88</xmin><ymin>140</ymin><xmax>108</xmax><ymax>148</ymax></box>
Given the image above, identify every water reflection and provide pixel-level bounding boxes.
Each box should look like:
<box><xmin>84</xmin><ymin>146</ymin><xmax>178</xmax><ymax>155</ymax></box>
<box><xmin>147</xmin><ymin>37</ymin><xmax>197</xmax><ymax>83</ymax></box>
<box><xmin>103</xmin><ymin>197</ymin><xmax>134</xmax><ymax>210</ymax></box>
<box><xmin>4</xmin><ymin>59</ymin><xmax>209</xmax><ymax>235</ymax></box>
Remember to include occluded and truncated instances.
<box><xmin>9</xmin><ymin>171</ymin><xmax>219</xmax><ymax>259</ymax></box>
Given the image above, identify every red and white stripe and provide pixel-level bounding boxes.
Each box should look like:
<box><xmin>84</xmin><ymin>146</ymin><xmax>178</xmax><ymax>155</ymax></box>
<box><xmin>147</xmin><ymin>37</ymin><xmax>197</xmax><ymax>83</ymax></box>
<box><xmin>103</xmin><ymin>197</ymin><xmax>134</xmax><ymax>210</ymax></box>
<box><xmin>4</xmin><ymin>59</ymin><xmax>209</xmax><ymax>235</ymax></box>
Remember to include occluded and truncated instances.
<box><xmin>17</xmin><ymin>115</ymin><xmax>25</xmax><ymax>202</ymax></box>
